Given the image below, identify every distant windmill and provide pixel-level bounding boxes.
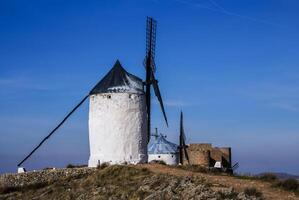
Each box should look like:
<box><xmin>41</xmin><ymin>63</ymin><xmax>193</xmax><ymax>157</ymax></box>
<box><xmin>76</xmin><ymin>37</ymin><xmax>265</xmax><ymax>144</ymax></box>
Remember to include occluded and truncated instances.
<box><xmin>144</xmin><ymin>17</ymin><xmax>168</xmax><ymax>142</ymax></box>
<box><xmin>151</xmin><ymin>128</ymin><xmax>159</xmax><ymax>140</ymax></box>
<box><xmin>17</xmin><ymin>17</ymin><xmax>168</xmax><ymax>171</ymax></box>
<box><xmin>179</xmin><ymin>111</ymin><xmax>190</xmax><ymax>165</ymax></box>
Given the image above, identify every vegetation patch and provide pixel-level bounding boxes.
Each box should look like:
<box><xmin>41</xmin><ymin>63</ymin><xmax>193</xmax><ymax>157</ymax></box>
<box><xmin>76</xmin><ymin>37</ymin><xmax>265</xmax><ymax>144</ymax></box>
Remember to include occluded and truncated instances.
<box><xmin>274</xmin><ymin>178</ymin><xmax>299</xmax><ymax>194</ymax></box>
<box><xmin>258</xmin><ymin>173</ymin><xmax>278</xmax><ymax>182</ymax></box>
<box><xmin>66</xmin><ymin>164</ymin><xmax>87</xmax><ymax>169</ymax></box>
<box><xmin>236</xmin><ymin>173</ymin><xmax>299</xmax><ymax>196</ymax></box>
<box><xmin>0</xmin><ymin>165</ymin><xmax>248</xmax><ymax>200</ymax></box>
<box><xmin>216</xmin><ymin>188</ymin><xmax>238</xmax><ymax>199</ymax></box>
<box><xmin>244</xmin><ymin>187</ymin><xmax>263</xmax><ymax>198</ymax></box>
<box><xmin>173</xmin><ymin>164</ymin><xmax>232</xmax><ymax>176</ymax></box>
<box><xmin>149</xmin><ymin>160</ymin><xmax>166</xmax><ymax>165</ymax></box>
<box><xmin>96</xmin><ymin>162</ymin><xmax>110</xmax><ymax>170</ymax></box>
<box><xmin>0</xmin><ymin>182</ymin><xmax>48</xmax><ymax>194</ymax></box>
<box><xmin>257</xmin><ymin>173</ymin><xmax>299</xmax><ymax>195</ymax></box>
<box><xmin>174</xmin><ymin>164</ymin><xmax>209</xmax><ymax>173</ymax></box>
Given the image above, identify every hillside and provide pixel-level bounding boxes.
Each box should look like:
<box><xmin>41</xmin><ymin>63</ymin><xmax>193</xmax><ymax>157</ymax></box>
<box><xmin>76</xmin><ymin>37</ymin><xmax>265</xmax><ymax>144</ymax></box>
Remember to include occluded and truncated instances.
<box><xmin>0</xmin><ymin>164</ymin><xmax>298</xmax><ymax>200</ymax></box>
<box><xmin>257</xmin><ymin>173</ymin><xmax>299</xmax><ymax>181</ymax></box>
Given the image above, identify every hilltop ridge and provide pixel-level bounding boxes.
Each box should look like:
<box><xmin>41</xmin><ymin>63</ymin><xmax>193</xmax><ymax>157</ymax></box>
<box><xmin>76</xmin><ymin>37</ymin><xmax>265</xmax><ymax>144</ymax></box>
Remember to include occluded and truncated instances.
<box><xmin>0</xmin><ymin>164</ymin><xmax>298</xmax><ymax>200</ymax></box>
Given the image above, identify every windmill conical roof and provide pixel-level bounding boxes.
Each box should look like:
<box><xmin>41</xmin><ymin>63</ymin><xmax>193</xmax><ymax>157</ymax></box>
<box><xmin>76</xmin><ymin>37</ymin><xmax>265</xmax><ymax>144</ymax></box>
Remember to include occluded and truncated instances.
<box><xmin>90</xmin><ymin>60</ymin><xmax>144</xmax><ymax>94</ymax></box>
<box><xmin>148</xmin><ymin>134</ymin><xmax>178</xmax><ymax>154</ymax></box>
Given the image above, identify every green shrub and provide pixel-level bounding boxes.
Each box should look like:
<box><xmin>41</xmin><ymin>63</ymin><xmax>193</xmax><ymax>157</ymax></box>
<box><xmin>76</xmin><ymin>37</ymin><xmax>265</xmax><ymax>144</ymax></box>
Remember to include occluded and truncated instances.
<box><xmin>66</xmin><ymin>164</ymin><xmax>87</xmax><ymax>168</ymax></box>
<box><xmin>0</xmin><ymin>182</ymin><xmax>48</xmax><ymax>194</ymax></box>
<box><xmin>175</xmin><ymin>165</ymin><xmax>209</xmax><ymax>173</ymax></box>
<box><xmin>217</xmin><ymin>189</ymin><xmax>238</xmax><ymax>199</ymax></box>
<box><xmin>43</xmin><ymin>167</ymin><xmax>54</xmax><ymax>170</ymax></box>
<box><xmin>97</xmin><ymin>162</ymin><xmax>110</xmax><ymax>170</ymax></box>
<box><xmin>209</xmin><ymin>167</ymin><xmax>222</xmax><ymax>174</ymax></box>
<box><xmin>277</xmin><ymin>178</ymin><xmax>298</xmax><ymax>192</ymax></box>
<box><xmin>66</xmin><ymin>164</ymin><xmax>75</xmax><ymax>168</ymax></box>
<box><xmin>244</xmin><ymin>187</ymin><xmax>263</xmax><ymax>198</ymax></box>
<box><xmin>149</xmin><ymin>160</ymin><xmax>166</xmax><ymax>165</ymax></box>
<box><xmin>234</xmin><ymin>173</ymin><xmax>257</xmax><ymax>180</ymax></box>
<box><xmin>0</xmin><ymin>186</ymin><xmax>18</xmax><ymax>194</ymax></box>
<box><xmin>141</xmin><ymin>167</ymin><xmax>150</xmax><ymax>173</ymax></box>
<box><xmin>259</xmin><ymin>173</ymin><xmax>278</xmax><ymax>182</ymax></box>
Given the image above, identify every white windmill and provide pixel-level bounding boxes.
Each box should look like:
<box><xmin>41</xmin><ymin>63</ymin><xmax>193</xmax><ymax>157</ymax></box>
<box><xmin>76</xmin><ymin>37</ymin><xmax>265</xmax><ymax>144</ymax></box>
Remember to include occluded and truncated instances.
<box><xmin>17</xmin><ymin>17</ymin><xmax>168</xmax><ymax>171</ymax></box>
<box><xmin>88</xmin><ymin>60</ymin><xmax>148</xmax><ymax>166</ymax></box>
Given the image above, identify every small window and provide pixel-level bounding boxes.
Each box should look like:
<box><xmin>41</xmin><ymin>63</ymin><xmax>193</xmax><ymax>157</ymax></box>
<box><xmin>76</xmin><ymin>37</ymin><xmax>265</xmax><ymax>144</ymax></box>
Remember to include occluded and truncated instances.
<box><xmin>158</xmin><ymin>155</ymin><xmax>161</xmax><ymax>158</ymax></box>
<box><xmin>129</xmin><ymin>94</ymin><xmax>134</xmax><ymax>99</ymax></box>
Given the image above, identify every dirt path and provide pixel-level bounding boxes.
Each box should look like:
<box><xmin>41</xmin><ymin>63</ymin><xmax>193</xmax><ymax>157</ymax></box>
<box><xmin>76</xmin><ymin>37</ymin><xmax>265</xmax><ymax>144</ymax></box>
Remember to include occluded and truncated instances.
<box><xmin>136</xmin><ymin>164</ymin><xmax>299</xmax><ymax>200</ymax></box>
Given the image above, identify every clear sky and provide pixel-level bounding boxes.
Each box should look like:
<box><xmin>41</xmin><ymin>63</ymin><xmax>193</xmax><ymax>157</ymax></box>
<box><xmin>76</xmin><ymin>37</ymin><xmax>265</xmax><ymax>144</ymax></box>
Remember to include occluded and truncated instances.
<box><xmin>1</xmin><ymin>0</ymin><xmax>299</xmax><ymax>175</ymax></box>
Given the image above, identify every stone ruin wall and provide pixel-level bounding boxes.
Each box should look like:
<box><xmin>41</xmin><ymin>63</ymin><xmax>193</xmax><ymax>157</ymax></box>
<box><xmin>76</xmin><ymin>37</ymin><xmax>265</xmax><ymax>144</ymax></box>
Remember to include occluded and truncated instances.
<box><xmin>183</xmin><ymin>143</ymin><xmax>231</xmax><ymax>168</ymax></box>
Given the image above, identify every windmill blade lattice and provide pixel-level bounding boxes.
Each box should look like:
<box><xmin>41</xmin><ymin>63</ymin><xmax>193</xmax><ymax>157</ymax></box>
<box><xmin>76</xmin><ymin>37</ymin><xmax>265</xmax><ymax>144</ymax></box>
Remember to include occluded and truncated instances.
<box><xmin>145</xmin><ymin>17</ymin><xmax>157</xmax><ymax>73</ymax></box>
<box><xmin>144</xmin><ymin>16</ymin><xmax>168</xmax><ymax>143</ymax></box>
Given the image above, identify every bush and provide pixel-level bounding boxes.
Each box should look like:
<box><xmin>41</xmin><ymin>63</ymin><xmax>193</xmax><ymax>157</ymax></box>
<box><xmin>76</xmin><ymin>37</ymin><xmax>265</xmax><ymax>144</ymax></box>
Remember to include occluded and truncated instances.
<box><xmin>149</xmin><ymin>160</ymin><xmax>166</xmax><ymax>165</ymax></box>
<box><xmin>0</xmin><ymin>186</ymin><xmax>19</xmax><ymax>194</ymax></box>
<box><xmin>97</xmin><ymin>162</ymin><xmax>110</xmax><ymax>170</ymax></box>
<box><xmin>259</xmin><ymin>173</ymin><xmax>278</xmax><ymax>182</ymax></box>
<box><xmin>0</xmin><ymin>182</ymin><xmax>48</xmax><ymax>194</ymax></box>
<box><xmin>244</xmin><ymin>187</ymin><xmax>263</xmax><ymax>198</ymax></box>
<box><xmin>43</xmin><ymin>167</ymin><xmax>52</xmax><ymax>170</ymax></box>
<box><xmin>217</xmin><ymin>188</ymin><xmax>238</xmax><ymax>199</ymax></box>
<box><xmin>234</xmin><ymin>173</ymin><xmax>259</xmax><ymax>181</ymax></box>
<box><xmin>277</xmin><ymin>178</ymin><xmax>298</xmax><ymax>192</ymax></box>
<box><xmin>66</xmin><ymin>164</ymin><xmax>87</xmax><ymax>168</ymax></box>
<box><xmin>66</xmin><ymin>164</ymin><xmax>75</xmax><ymax>168</ymax></box>
<box><xmin>175</xmin><ymin>165</ymin><xmax>209</xmax><ymax>173</ymax></box>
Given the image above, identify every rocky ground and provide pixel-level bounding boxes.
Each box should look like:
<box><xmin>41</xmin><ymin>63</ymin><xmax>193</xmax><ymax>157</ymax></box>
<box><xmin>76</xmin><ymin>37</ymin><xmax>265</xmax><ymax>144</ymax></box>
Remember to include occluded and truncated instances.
<box><xmin>0</xmin><ymin>164</ymin><xmax>297</xmax><ymax>200</ymax></box>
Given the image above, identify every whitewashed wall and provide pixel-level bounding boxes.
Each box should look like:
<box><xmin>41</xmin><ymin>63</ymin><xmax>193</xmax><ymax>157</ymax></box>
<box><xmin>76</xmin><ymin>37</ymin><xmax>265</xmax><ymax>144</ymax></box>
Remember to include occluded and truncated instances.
<box><xmin>88</xmin><ymin>92</ymin><xmax>147</xmax><ymax>167</ymax></box>
<box><xmin>148</xmin><ymin>153</ymin><xmax>178</xmax><ymax>165</ymax></box>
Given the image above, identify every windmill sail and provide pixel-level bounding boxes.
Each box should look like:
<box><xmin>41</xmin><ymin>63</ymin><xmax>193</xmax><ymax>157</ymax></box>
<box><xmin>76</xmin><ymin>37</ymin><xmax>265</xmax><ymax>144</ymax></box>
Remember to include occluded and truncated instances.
<box><xmin>179</xmin><ymin>111</ymin><xmax>190</xmax><ymax>164</ymax></box>
<box><xmin>232</xmin><ymin>162</ymin><xmax>239</xmax><ymax>171</ymax></box>
<box><xmin>144</xmin><ymin>16</ymin><xmax>168</xmax><ymax>142</ymax></box>
<box><xmin>151</xmin><ymin>73</ymin><xmax>168</xmax><ymax>126</ymax></box>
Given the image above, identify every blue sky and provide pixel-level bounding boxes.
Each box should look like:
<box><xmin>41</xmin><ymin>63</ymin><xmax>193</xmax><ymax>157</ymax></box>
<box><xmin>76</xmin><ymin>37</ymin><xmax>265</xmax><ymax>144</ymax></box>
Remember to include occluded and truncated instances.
<box><xmin>1</xmin><ymin>0</ymin><xmax>299</xmax><ymax>175</ymax></box>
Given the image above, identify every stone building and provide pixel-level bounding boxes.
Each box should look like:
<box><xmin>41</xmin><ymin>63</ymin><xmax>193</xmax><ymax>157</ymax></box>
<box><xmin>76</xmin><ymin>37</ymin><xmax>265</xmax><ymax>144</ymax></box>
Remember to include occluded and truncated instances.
<box><xmin>182</xmin><ymin>143</ymin><xmax>232</xmax><ymax>168</ymax></box>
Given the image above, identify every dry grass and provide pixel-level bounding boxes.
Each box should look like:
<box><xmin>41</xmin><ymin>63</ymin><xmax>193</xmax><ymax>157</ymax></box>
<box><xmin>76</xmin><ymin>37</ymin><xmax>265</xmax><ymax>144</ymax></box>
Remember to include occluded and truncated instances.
<box><xmin>0</xmin><ymin>165</ymin><xmax>232</xmax><ymax>200</ymax></box>
<box><xmin>223</xmin><ymin>171</ymin><xmax>299</xmax><ymax>196</ymax></box>
<box><xmin>259</xmin><ymin>173</ymin><xmax>278</xmax><ymax>182</ymax></box>
<box><xmin>275</xmin><ymin>178</ymin><xmax>299</xmax><ymax>194</ymax></box>
<box><xmin>244</xmin><ymin>187</ymin><xmax>263</xmax><ymax>198</ymax></box>
<box><xmin>0</xmin><ymin>165</ymin><xmax>168</xmax><ymax>199</ymax></box>
<box><xmin>79</xmin><ymin>165</ymin><xmax>153</xmax><ymax>199</ymax></box>
<box><xmin>0</xmin><ymin>182</ymin><xmax>48</xmax><ymax>194</ymax></box>
<box><xmin>256</xmin><ymin>174</ymin><xmax>299</xmax><ymax>195</ymax></box>
<box><xmin>96</xmin><ymin>162</ymin><xmax>110</xmax><ymax>170</ymax></box>
<box><xmin>4</xmin><ymin>164</ymin><xmax>299</xmax><ymax>199</ymax></box>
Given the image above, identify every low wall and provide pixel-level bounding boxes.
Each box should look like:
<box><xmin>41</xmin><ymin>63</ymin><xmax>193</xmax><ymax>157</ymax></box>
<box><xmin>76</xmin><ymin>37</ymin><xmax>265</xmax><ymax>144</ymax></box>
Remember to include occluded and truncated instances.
<box><xmin>0</xmin><ymin>168</ymin><xmax>95</xmax><ymax>188</ymax></box>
